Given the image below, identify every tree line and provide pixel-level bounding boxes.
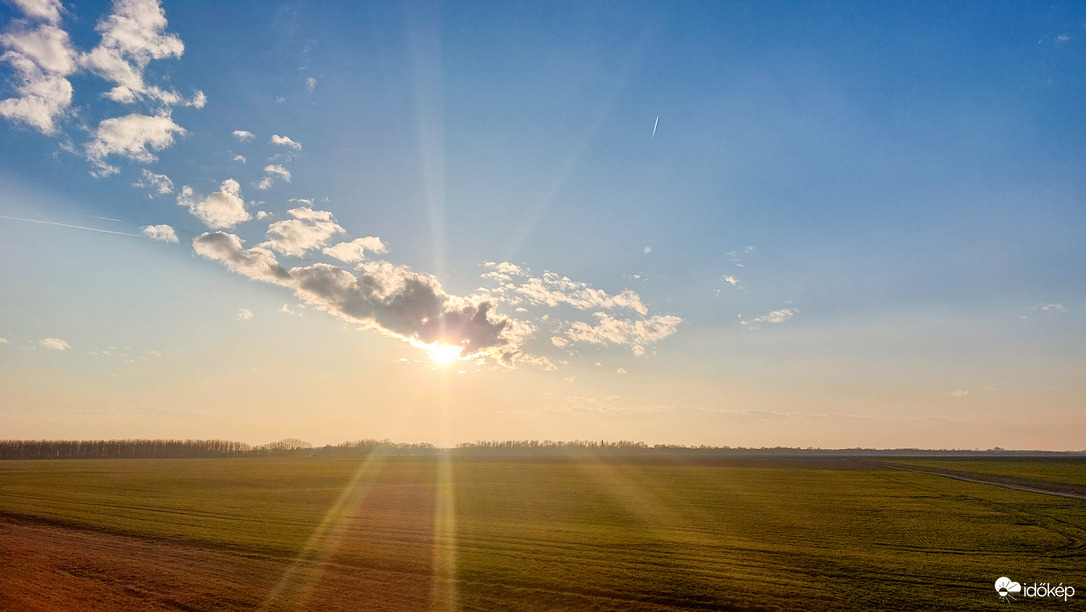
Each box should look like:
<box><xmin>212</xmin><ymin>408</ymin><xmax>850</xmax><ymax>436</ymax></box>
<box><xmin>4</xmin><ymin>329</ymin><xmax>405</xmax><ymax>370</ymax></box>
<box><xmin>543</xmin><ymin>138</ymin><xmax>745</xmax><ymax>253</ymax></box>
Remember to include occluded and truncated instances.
<box><xmin>1</xmin><ymin>438</ymin><xmax>1080</xmax><ymax>460</ymax></box>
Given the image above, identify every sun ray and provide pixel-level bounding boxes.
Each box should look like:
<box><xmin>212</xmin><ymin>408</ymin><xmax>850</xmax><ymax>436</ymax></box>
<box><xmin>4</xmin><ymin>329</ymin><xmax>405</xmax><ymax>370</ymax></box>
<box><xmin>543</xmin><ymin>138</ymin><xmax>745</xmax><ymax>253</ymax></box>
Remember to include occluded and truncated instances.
<box><xmin>260</xmin><ymin>450</ymin><xmax>388</xmax><ymax>610</ymax></box>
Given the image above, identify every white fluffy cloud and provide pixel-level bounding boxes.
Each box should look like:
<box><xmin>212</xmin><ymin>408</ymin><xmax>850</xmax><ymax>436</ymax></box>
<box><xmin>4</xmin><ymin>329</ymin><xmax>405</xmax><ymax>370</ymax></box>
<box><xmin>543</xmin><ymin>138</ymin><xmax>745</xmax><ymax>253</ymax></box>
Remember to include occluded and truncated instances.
<box><xmin>0</xmin><ymin>21</ymin><xmax>76</xmax><ymax>134</ymax></box>
<box><xmin>1</xmin><ymin>23</ymin><xmax>76</xmax><ymax>74</ymax></box>
<box><xmin>177</xmin><ymin>179</ymin><xmax>250</xmax><ymax>229</ymax></box>
<box><xmin>39</xmin><ymin>337</ymin><xmax>70</xmax><ymax>350</ymax></box>
<box><xmin>141</xmin><ymin>223</ymin><xmax>177</xmax><ymax>243</ymax></box>
<box><xmin>85</xmin><ymin>112</ymin><xmax>185</xmax><ymax>176</ymax></box>
<box><xmin>237</xmin><ymin>308</ymin><xmax>253</xmax><ymax>321</ymax></box>
<box><xmin>79</xmin><ymin>0</ymin><xmax>199</xmax><ymax>106</ymax></box>
<box><xmin>10</xmin><ymin>0</ymin><xmax>64</xmax><ymax>24</ymax></box>
<box><xmin>270</xmin><ymin>134</ymin><xmax>301</xmax><ymax>150</ymax></box>
<box><xmin>322</xmin><ymin>236</ymin><xmax>388</xmax><ymax>263</ymax></box>
<box><xmin>263</xmin><ymin>207</ymin><xmax>344</xmax><ymax>257</ymax></box>
<box><xmin>232</xmin><ymin>129</ymin><xmax>254</xmax><ymax>142</ymax></box>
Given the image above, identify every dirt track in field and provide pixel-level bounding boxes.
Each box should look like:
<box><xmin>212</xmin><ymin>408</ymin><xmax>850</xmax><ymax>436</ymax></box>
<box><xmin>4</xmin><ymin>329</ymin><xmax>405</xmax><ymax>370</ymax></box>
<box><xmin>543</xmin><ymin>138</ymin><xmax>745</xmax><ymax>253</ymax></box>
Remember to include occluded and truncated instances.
<box><xmin>876</xmin><ymin>462</ymin><xmax>1086</xmax><ymax>500</ymax></box>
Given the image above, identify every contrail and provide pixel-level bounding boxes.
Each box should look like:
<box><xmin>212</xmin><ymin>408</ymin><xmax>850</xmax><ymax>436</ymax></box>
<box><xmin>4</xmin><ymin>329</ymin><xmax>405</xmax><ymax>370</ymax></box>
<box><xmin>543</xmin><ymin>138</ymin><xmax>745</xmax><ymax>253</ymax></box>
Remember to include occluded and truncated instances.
<box><xmin>0</xmin><ymin>215</ymin><xmax>139</xmax><ymax>237</ymax></box>
<box><xmin>652</xmin><ymin>115</ymin><xmax>659</xmax><ymax>141</ymax></box>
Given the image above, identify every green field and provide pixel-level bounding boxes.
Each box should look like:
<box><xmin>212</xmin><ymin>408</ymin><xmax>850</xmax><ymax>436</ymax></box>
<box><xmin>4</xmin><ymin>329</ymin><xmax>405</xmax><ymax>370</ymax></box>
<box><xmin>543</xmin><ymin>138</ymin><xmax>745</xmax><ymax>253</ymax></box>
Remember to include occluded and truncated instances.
<box><xmin>1</xmin><ymin>456</ymin><xmax>1084</xmax><ymax>610</ymax></box>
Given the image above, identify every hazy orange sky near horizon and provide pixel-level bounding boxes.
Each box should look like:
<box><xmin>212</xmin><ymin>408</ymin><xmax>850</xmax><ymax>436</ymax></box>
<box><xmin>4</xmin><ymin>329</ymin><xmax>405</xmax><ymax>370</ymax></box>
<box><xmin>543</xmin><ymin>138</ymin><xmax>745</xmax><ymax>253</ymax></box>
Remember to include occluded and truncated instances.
<box><xmin>1</xmin><ymin>0</ymin><xmax>1084</xmax><ymax>450</ymax></box>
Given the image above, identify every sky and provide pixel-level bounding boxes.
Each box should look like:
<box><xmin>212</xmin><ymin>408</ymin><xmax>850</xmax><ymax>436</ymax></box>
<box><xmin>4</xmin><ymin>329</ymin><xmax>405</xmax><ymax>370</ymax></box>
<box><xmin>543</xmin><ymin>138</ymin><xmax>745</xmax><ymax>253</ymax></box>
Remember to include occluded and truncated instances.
<box><xmin>1</xmin><ymin>0</ymin><xmax>1084</xmax><ymax>450</ymax></box>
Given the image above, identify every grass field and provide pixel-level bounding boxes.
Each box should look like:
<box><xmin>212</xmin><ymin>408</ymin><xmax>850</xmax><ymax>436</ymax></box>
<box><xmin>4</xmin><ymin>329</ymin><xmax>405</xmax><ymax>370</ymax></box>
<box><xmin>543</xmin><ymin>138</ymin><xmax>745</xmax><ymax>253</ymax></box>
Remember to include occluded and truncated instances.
<box><xmin>1</xmin><ymin>455</ymin><xmax>1084</xmax><ymax>610</ymax></box>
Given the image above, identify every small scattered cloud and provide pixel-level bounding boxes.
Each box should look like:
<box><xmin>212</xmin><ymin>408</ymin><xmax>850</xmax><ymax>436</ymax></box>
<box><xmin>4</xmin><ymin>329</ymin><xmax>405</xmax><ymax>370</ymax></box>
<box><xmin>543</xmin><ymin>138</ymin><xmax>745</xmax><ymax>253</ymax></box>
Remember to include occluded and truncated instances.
<box><xmin>616</xmin><ymin>367</ymin><xmax>627</xmax><ymax>375</ymax></box>
<box><xmin>0</xmin><ymin>337</ymin><xmax>9</xmax><ymax>344</ymax></box>
<box><xmin>141</xmin><ymin>223</ymin><xmax>177</xmax><ymax>243</ymax></box>
<box><xmin>721</xmin><ymin>275</ymin><xmax>739</xmax><ymax>287</ymax></box>
<box><xmin>1040</xmin><ymin>303</ymin><xmax>1067</xmax><ymax>312</ymax></box>
<box><xmin>565</xmin><ymin>312</ymin><xmax>682</xmax><ymax>356</ymax></box>
<box><xmin>305</xmin><ymin>76</ymin><xmax>315</xmax><ymax>91</ymax></box>
<box><xmin>233</xmin><ymin>154</ymin><xmax>246</xmax><ymax>163</ymax></box>
<box><xmin>270</xmin><ymin>134</ymin><xmax>301</xmax><ymax>150</ymax></box>
<box><xmin>256</xmin><ymin>164</ymin><xmax>291</xmax><ymax>190</ymax></box>
<box><xmin>237</xmin><ymin>308</ymin><xmax>253</xmax><ymax>321</ymax></box>
<box><xmin>322</xmin><ymin>236</ymin><xmax>388</xmax><ymax>263</ymax></box>
<box><xmin>132</xmin><ymin>168</ymin><xmax>173</xmax><ymax>195</ymax></box>
<box><xmin>263</xmin><ymin>206</ymin><xmax>344</xmax><ymax>257</ymax></box>
<box><xmin>177</xmin><ymin>178</ymin><xmax>250</xmax><ymax>229</ymax></box>
<box><xmin>232</xmin><ymin>129</ymin><xmax>254</xmax><ymax>142</ymax></box>
<box><xmin>740</xmin><ymin>308</ymin><xmax>796</xmax><ymax>328</ymax></box>
<box><xmin>950</xmin><ymin>388</ymin><xmax>969</xmax><ymax>398</ymax></box>
<box><xmin>39</xmin><ymin>337</ymin><xmax>70</xmax><ymax>350</ymax></box>
<box><xmin>85</xmin><ymin>112</ymin><xmax>186</xmax><ymax>176</ymax></box>
<box><xmin>482</xmin><ymin>262</ymin><xmax>648</xmax><ymax>315</ymax></box>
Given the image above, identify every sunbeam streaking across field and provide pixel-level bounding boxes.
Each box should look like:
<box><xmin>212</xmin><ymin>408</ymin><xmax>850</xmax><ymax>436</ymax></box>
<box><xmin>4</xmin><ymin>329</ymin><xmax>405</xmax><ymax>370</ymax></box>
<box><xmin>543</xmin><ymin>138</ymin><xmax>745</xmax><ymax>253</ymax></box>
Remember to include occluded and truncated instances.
<box><xmin>430</xmin><ymin>453</ymin><xmax>459</xmax><ymax>610</ymax></box>
<box><xmin>260</xmin><ymin>451</ymin><xmax>389</xmax><ymax>610</ymax></box>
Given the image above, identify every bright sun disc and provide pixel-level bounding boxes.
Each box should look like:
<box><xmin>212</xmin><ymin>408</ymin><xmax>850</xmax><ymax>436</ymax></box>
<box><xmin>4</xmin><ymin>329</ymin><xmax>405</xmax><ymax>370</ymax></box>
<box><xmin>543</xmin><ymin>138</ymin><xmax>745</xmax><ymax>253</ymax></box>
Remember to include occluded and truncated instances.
<box><xmin>429</xmin><ymin>344</ymin><xmax>463</xmax><ymax>363</ymax></box>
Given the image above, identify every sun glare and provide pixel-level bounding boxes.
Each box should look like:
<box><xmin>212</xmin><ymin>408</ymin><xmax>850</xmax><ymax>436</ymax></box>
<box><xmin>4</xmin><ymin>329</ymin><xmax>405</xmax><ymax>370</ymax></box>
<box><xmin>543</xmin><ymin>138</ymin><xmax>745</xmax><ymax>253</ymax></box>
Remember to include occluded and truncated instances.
<box><xmin>428</xmin><ymin>344</ymin><xmax>464</xmax><ymax>364</ymax></box>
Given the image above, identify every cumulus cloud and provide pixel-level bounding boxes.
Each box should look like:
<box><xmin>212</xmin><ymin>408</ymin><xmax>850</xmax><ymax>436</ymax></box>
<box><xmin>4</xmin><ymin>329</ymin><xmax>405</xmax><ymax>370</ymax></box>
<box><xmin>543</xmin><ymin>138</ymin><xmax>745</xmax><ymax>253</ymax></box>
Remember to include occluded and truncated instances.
<box><xmin>177</xmin><ymin>178</ymin><xmax>250</xmax><ymax>229</ymax></box>
<box><xmin>237</xmin><ymin>308</ymin><xmax>253</xmax><ymax>321</ymax></box>
<box><xmin>39</xmin><ymin>337</ymin><xmax>70</xmax><ymax>350</ymax></box>
<box><xmin>270</xmin><ymin>134</ymin><xmax>301</xmax><ymax>150</ymax></box>
<box><xmin>232</xmin><ymin>129</ymin><xmax>254</xmax><ymax>142</ymax></box>
<box><xmin>141</xmin><ymin>223</ymin><xmax>177</xmax><ymax>242</ymax></box>
<box><xmin>132</xmin><ymin>168</ymin><xmax>173</xmax><ymax>195</ymax></box>
<box><xmin>0</xmin><ymin>21</ymin><xmax>76</xmax><ymax>134</ymax></box>
<box><xmin>722</xmin><ymin>275</ymin><xmax>739</xmax><ymax>287</ymax></box>
<box><xmin>1</xmin><ymin>23</ymin><xmax>76</xmax><ymax>74</ymax></box>
<box><xmin>322</xmin><ymin>236</ymin><xmax>388</xmax><ymax>263</ymax></box>
<box><xmin>256</xmin><ymin>164</ymin><xmax>291</xmax><ymax>190</ymax></box>
<box><xmin>194</xmin><ymin>233</ymin><xmax>528</xmax><ymax>365</ymax></box>
<box><xmin>193</xmin><ymin>232</ymin><xmax>290</xmax><ymax>284</ymax></box>
<box><xmin>79</xmin><ymin>0</ymin><xmax>200</xmax><ymax>106</ymax></box>
<box><xmin>85</xmin><ymin>112</ymin><xmax>185</xmax><ymax>176</ymax></box>
<box><xmin>10</xmin><ymin>0</ymin><xmax>64</xmax><ymax>24</ymax></box>
<box><xmin>482</xmin><ymin>262</ymin><xmax>648</xmax><ymax>315</ymax></box>
<box><xmin>262</xmin><ymin>207</ymin><xmax>344</xmax><ymax>257</ymax></box>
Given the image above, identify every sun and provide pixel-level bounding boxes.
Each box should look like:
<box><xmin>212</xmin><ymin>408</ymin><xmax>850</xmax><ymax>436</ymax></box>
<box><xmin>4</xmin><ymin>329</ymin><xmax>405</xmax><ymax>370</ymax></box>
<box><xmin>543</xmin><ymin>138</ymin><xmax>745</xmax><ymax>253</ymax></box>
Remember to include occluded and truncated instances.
<box><xmin>428</xmin><ymin>343</ymin><xmax>464</xmax><ymax>364</ymax></box>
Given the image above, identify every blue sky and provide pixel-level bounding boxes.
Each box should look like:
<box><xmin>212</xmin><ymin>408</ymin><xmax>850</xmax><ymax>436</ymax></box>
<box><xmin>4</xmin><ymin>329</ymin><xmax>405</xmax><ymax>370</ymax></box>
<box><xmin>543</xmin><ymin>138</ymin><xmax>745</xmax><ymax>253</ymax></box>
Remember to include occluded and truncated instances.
<box><xmin>1</xmin><ymin>0</ymin><xmax>1084</xmax><ymax>449</ymax></box>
